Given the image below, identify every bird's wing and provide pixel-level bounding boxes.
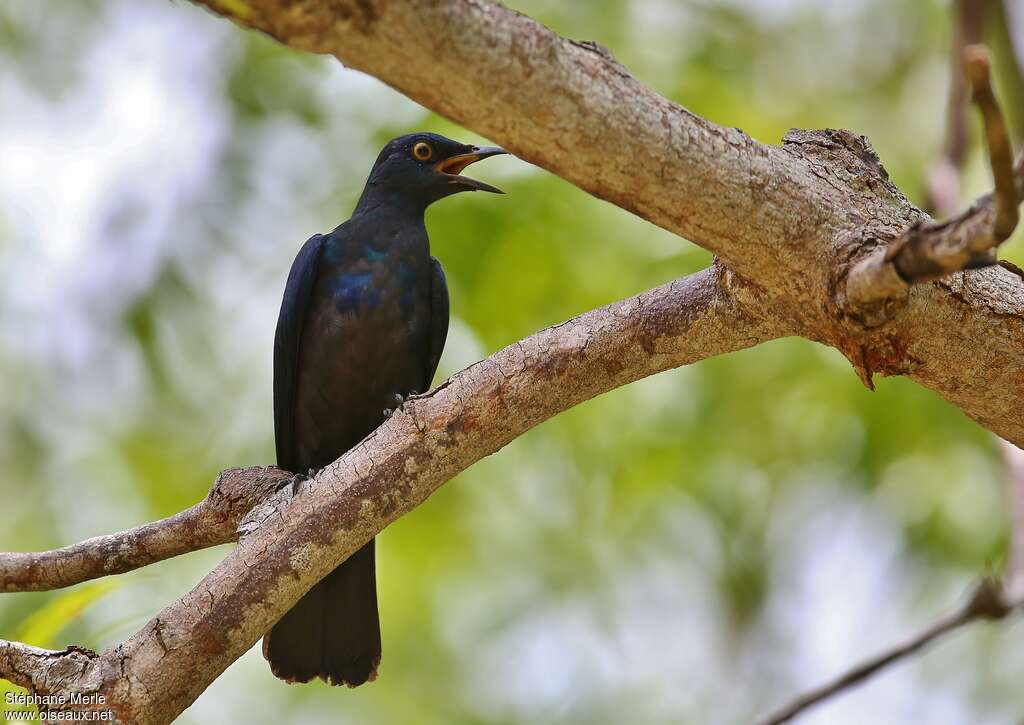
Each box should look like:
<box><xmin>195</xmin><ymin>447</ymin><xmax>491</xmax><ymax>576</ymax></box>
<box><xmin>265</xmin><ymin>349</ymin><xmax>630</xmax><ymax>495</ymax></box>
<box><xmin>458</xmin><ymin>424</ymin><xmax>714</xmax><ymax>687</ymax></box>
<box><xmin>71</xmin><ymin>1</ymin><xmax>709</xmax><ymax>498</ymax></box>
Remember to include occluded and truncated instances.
<box><xmin>425</xmin><ymin>256</ymin><xmax>450</xmax><ymax>389</ymax></box>
<box><xmin>274</xmin><ymin>233</ymin><xmax>325</xmax><ymax>473</ymax></box>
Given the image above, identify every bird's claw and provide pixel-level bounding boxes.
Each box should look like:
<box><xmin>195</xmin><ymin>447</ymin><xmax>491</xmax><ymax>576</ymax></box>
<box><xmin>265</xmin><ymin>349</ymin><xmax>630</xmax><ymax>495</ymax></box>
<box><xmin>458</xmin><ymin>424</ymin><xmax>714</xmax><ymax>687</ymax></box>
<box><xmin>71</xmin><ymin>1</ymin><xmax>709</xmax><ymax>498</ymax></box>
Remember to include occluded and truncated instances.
<box><xmin>276</xmin><ymin>468</ymin><xmax>319</xmax><ymax>496</ymax></box>
<box><xmin>382</xmin><ymin>392</ymin><xmax>410</xmax><ymax>419</ymax></box>
<box><xmin>276</xmin><ymin>472</ymin><xmax>305</xmax><ymax>494</ymax></box>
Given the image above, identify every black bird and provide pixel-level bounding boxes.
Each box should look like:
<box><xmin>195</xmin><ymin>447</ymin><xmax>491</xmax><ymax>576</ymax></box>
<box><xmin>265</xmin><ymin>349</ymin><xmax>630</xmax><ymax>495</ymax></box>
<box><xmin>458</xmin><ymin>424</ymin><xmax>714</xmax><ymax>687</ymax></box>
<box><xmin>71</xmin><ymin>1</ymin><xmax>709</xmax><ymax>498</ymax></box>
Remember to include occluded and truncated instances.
<box><xmin>264</xmin><ymin>133</ymin><xmax>506</xmax><ymax>686</ymax></box>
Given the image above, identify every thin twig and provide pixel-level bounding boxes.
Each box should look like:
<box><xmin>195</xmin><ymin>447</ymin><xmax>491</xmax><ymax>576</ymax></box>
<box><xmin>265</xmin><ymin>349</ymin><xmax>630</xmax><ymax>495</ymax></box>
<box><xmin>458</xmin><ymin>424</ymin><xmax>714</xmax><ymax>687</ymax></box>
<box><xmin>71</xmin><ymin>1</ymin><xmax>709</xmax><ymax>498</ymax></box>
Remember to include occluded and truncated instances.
<box><xmin>924</xmin><ymin>0</ymin><xmax>985</xmax><ymax>217</ymax></box>
<box><xmin>988</xmin><ymin>0</ymin><xmax>1024</xmax><ymax>144</ymax></box>
<box><xmin>758</xmin><ymin>579</ymin><xmax>1013</xmax><ymax>725</ymax></box>
<box><xmin>964</xmin><ymin>45</ymin><xmax>1019</xmax><ymax>241</ymax></box>
<box><xmin>846</xmin><ymin>44</ymin><xmax>1022</xmax><ymax>311</ymax></box>
<box><xmin>761</xmin><ymin>434</ymin><xmax>1024</xmax><ymax>724</ymax></box>
<box><xmin>891</xmin><ymin>45</ymin><xmax>1020</xmax><ymax>280</ymax></box>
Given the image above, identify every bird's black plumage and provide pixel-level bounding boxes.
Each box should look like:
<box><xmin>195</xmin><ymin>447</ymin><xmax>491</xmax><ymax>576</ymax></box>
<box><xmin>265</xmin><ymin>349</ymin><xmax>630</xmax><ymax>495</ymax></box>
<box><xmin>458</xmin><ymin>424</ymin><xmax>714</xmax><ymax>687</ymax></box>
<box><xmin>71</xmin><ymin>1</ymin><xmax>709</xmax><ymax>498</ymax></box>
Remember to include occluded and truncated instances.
<box><xmin>264</xmin><ymin>132</ymin><xmax>505</xmax><ymax>686</ymax></box>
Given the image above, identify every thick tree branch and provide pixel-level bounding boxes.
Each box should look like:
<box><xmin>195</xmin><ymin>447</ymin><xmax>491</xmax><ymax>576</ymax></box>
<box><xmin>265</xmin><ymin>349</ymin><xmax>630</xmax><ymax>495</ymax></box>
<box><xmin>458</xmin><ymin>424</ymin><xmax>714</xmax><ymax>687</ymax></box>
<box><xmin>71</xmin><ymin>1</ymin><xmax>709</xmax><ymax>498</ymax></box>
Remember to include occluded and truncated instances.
<box><xmin>188</xmin><ymin>0</ymin><xmax>1024</xmax><ymax>450</ymax></box>
<box><xmin>200</xmin><ymin>0</ymin><xmax>876</xmax><ymax>283</ymax></box>
<box><xmin>0</xmin><ymin>268</ymin><xmax>785</xmax><ymax>723</ymax></box>
<box><xmin>0</xmin><ymin>468</ymin><xmax>290</xmax><ymax>592</ymax></box>
<box><xmin>8</xmin><ymin>0</ymin><xmax>1024</xmax><ymax>720</ymax></box>
<box><xmin>760</xmin><ymin>38</ymin><xmax>1024</xmax><ymax>721</ymax></box>
<box><xmin>0</xmin><ymin>642</ymin><xmax>106</xmax><ymax>701</ymax></box>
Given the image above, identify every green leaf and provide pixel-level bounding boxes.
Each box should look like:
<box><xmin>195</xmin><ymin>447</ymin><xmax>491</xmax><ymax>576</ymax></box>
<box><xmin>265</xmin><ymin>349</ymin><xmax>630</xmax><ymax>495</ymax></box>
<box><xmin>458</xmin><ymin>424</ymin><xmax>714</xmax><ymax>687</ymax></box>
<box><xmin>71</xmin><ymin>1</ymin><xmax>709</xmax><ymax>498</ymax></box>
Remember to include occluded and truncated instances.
<box><xmin>17</xmin><ymin>581</ymin><xmax>119</xmax><ymax>648</ymax></box>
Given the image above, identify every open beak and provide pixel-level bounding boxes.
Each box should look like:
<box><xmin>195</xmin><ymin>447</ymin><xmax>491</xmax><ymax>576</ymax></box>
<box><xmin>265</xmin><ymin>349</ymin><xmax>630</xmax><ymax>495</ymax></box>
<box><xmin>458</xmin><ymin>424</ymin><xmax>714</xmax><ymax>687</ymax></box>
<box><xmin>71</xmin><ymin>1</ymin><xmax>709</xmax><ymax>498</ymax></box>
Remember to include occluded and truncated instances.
<box><xmin>434</xmin><ymin>146</ymin><xmax>508</xmax><ymax>193</ymax></box>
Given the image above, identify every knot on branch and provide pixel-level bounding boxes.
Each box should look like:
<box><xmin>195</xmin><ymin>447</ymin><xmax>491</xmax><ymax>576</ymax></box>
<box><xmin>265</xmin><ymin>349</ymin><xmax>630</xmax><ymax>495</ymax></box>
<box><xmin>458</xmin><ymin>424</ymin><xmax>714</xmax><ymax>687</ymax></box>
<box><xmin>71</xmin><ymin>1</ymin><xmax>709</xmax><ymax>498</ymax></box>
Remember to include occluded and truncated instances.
<box><xmin>237</xmin><ymin>472</ymin><xmax>312</xmax><ymax>539</ymax></box>
<box><xmin>783</xmin><ymin>128</ymin><xmax>917</xmax><ymax>229</ymax></box>
<box><xmin>833</xmin><ymin>227</ymin><xmax>910</xmax><ymax>330</ymax></box>
<box><xmin>783</xmin><ymin>128</ymin><xmax>889</xmax><ymax>180</ymax></box>
<box><xmin>712</xmin><ymin>258</ymin><xmax>785</xmax><ymax>328</ymax></box>
<box><xmin>0</xmin><ymin>641</ymin><xmax>104</xmax><ymax>700</ymax></box>
<box><xmin>206</xmin><ymin>466</ymin><xmax>293</xmax><ymax>525</ymax></box>
<box><xmin>965</xmin><ymin>577</ymin><xmax>1015</xmax><ymax>620</ymax></box>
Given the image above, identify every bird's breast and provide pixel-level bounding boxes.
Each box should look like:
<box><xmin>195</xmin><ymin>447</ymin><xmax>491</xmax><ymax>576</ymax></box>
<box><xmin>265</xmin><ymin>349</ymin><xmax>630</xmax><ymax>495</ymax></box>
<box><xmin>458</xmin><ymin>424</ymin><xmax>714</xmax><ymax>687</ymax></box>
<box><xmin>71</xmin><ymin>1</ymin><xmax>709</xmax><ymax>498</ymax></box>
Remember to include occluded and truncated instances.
<box><xmin>291</xmin><ymin>252</ymin><xmax>432</xmax><ymax>469</ymax></box>
<box><xmin>330</xmin><ymin>271</ymin><xmax>381</xmax><ymax>315</ymax></box>
<box><xmin>327</xmin><ymin>262</ymin><xmax>419</xmax><ymax>322</ymax></box>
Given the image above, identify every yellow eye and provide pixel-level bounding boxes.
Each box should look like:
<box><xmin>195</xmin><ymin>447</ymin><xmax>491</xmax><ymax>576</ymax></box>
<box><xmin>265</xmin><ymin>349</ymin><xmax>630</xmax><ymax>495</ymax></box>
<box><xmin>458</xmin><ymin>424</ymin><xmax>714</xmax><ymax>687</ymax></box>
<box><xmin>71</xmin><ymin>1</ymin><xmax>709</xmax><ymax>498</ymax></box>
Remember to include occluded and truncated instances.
<box><xmin>412</xmin><ymin>141</ymin><xmax>433</xmax><ymax>161</ymax></box>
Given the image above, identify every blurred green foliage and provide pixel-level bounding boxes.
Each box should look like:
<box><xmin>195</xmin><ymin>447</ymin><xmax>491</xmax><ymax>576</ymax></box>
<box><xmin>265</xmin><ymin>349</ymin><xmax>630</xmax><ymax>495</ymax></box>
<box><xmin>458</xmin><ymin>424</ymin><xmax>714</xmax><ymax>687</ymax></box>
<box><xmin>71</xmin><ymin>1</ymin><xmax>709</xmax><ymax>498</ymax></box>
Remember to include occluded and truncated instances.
<box><xmin>1</xmin><ymin>1</ymin><xmax>1023</xmax><ymax>724</ymax></box>
<box><xmin>1</xmin><ymin>583</ymin><xmax>116</xmax><ymax>719</ymax></box>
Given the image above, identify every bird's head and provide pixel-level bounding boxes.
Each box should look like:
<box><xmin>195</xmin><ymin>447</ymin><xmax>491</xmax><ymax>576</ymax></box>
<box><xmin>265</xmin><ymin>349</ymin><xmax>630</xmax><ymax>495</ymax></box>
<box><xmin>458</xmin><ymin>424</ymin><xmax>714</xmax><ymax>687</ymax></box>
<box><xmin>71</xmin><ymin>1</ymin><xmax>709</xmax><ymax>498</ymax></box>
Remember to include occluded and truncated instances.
<box><xmin>362</xmin><ymin>132</ymin><xmax>507</xmax><ymax>207</ymax></box>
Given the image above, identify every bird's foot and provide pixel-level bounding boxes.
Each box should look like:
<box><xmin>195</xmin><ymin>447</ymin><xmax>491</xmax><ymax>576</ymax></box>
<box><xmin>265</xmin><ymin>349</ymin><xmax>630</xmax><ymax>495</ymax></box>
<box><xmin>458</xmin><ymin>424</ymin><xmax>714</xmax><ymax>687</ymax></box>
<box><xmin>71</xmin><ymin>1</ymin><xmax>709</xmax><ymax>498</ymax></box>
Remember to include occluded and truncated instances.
<box><xmin>275</xmin><ymin>472</ymin><xmax>303</xmax><ymax>493</ymax></box>
<box><xmin>382</xmin><ymin>392</ymin><xmax>409</xmax><ymax>419</ymax></box>
<box><xmin>275</xmin><ymin>468</ymin><xmax>319</xmax><ymax>496</ymax></box>
<box><xmin>277</xmin><ymin>473</ymin><xmax>303</xmax><ymax>496</ymax></box>
<box><xmin>242</xmin><ymin>469</ymin><xmax>315</xmax><ymax>539</ymax></box>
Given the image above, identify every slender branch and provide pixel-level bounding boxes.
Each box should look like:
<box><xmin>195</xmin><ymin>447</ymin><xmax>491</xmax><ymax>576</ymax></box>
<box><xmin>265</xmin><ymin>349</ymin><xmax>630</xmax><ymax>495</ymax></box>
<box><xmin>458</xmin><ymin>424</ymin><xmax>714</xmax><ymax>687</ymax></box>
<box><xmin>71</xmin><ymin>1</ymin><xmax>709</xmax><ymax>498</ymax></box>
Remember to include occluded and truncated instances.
<box><xmin>758</xmin><ymin>579</ymin><xmax>1014</xmax><ymax>725</ymax></box>
<box><xmin>184</xmin><ymin>0</ymin><xmax>1024</xmax><ymax>451</ymax></box>
<box><xmin>924</xmin><ymin>0</ymin><xmax>985</xmax><ymax>217</ymax></box>
<box><xmin>0</xmin><ymin>268</ymin><xmax>787</xmax><ymax>723</ymax></box>
<box><xmin>964</xmin><ymin>45</ymin><xmax>1019</xmax><ymax>242</ymax></box>
<box><xmin>6</xmin><ymin>0</ymin><xmax>1024</xmax><ymax>720</ymax></box>
<box><xmin>988</xmin><ymin>0</ymin><xmax>1024</xmax><ymax>144</ymax></box>
<box><xmin>845</xmin><ymin>45</ymin><xmax>1022</xmax><ymax>309</ymax></box>
<box><xmin>760</xmin><ymin>434</ymin><xmax>1024</xmax><ymax>724</ymax></box>
<box><xmin>0</xmin><ymin>467</ymin><xmax>291</xmax><ymax>592</ymax></box>
<box><xmin>889</xmin><ymin>160</ymin><xmax>1020</xmax><ymax>283</ymax></box>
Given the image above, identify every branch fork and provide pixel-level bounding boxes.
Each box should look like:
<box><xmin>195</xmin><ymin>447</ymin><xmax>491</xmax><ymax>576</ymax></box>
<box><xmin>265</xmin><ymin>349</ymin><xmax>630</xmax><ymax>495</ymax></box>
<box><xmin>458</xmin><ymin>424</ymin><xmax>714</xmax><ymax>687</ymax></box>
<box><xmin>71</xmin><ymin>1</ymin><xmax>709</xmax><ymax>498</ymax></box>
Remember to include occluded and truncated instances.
<box><xmin>1</xmin><ymin>268</ymin><xmax>783</xmax><ymax>723</ymax></box>
<box><xmin>3</xmin><ymin>1</ymin><xmax>1024</xmax><ymax>722</ymax></box>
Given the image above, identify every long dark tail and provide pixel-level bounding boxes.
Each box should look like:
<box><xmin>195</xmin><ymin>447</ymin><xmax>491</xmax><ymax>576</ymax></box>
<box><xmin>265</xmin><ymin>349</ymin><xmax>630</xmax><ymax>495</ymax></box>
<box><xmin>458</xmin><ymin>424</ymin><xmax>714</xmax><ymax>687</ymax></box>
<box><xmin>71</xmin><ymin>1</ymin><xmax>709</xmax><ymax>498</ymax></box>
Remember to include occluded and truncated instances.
<box><xmin>263</xmin><ymin>539</ymin><xmax>381</xmax><ymax>686</ymax></box>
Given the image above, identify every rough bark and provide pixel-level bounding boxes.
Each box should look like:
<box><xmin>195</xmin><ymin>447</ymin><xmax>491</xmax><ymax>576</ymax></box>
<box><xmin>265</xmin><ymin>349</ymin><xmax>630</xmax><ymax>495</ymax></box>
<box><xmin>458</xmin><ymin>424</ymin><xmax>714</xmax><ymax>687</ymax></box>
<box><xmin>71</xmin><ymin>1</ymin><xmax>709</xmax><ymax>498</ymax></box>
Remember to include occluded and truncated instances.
<box><xmin>1</xmin><ymin>269</ymin><xmax>782</xmax><ymax>722</ymax></box>
<box><xmin>3</xmin><ymin>0</ymin><xmax>1024</xmax><ymax>721</ymax></box>
<box><xmin>194</xmin><ymin>0</ymin><xmax>1024</xmax><ymax>445</ymax></box>
<box><xmin>869</xmin><ymin>41</ymin><xmax>1022</xmax><ymax>292</ymax></box>
<box><xmin>0</xmin><ymin>468</ymin><xmax>290</xmax><ymax>592</ymax></box>
<box><xmin>843</xmin><ymin>152</ymin><xmax>1022</xmax><ymax>311</ymax></box>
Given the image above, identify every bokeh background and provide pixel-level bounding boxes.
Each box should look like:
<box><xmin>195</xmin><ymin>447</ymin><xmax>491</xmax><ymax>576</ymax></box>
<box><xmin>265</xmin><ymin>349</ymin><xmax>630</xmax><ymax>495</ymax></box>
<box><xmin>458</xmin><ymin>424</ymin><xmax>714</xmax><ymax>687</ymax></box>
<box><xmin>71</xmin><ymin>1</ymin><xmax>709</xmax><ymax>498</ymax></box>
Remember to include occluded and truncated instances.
<box><xmin>2</xmin><ymin>0</ymin><xmax>1024</xmax><ymax>723</ymax></box>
